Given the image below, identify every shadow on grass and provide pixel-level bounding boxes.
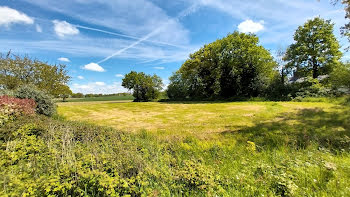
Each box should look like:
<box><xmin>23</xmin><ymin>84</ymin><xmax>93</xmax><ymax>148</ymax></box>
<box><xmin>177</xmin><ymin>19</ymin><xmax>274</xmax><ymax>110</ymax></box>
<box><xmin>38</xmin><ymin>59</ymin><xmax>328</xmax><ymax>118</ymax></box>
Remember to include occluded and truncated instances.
<box><xmin>158</xmin><ymin>98</ymin><xmax>270</xmax><ymax>104</ymax></box>
<box><xmin>222</xmin><ymin>106</ymin><xmax>350</xmax><ymax>151</ymax></box>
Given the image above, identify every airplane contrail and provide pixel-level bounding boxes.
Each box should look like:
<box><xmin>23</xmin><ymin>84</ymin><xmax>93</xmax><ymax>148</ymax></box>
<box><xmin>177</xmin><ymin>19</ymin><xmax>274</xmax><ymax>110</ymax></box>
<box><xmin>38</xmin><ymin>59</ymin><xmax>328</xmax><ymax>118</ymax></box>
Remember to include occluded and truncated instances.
<box><xmin>97</xmin><ymin>3</ymin><xmax>200</xmax><ymax>65</ymax></box>
<box><xmin>75</xmin><ymin>24</ymin><xmax>186</xmax><ymax>48</ymax></box>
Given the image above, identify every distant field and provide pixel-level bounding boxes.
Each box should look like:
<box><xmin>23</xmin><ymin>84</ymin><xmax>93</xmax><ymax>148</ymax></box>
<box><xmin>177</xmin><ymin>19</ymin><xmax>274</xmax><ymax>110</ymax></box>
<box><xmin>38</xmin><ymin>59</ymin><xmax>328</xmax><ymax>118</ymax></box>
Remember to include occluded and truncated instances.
<box><xmin>59</xmin><ymin>95</ymin><xmax>134</xmax><ymax>102</ymax></box>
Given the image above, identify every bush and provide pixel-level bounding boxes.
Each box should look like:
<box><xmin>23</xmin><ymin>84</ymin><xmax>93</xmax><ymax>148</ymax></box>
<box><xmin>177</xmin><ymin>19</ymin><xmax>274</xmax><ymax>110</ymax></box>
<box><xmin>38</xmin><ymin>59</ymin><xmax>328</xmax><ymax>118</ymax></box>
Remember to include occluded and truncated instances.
<box><xmin>14</xmin><ymin>85</ymin><xmax>56</xmax><ymax>116</ymax></box>
<box><xmin>0</xmin><ymin>89</ymin><xmax>14</xmax><ymax>97</ymax></box>
<box><xmin>292</xmin><ymin>77</ymin><xmax>330</xmax><ymax>100</ymax></box>
<box><xmin>0</xmin><ymin>95</ymin><xmax>36</xmax><ymax>126</ymax></box>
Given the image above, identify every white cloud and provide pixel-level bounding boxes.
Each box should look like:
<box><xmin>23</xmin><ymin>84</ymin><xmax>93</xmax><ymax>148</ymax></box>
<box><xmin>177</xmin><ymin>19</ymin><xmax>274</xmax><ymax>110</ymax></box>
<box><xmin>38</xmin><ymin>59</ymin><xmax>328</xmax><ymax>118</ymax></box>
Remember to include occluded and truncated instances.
<box><xmin>115</xmin><ymin>74</ymin><xmax>124</xmax><ymax>78</ymax></box>
<box><xmin>0</xmin><ymin>6</ymin><xmax>34</xmax><ymax>27</ymax></box>
<box><xmin>153</xmin><ymin>66</ymin><xmax>165</xmax><ymax>70</ymax></box>
<box><xmin>238</xmin><ymin>20</ymin><xmax>264</xmax><ymax>33</ymax></box>
<box><xmin>35</xmin><ymin>24</ymin><xmax>42</xmax><ymax>33</ymax></box>
<box><xmin>24</xmin><ymin>1</ymin><xmax>190</xmax><ymax>45</ymax></box>
<box><xmin>82</xmin><ymin>62</ymin><xmax>105</xmax><ymax>72</ymax></box>
<box><xmin>71</xmin><ymin>82</ymin><xmax>127</xmax><ymax>94</ymax></box>
<box><xmin>95</xmin><ymin>82</ymin><xmax>106</xmax><ymax>86</ymax></box>
<box><xmin>53</xmin><ymin>20</ymin><xmax>79</xmax><ymax>37</ymax></box>
<box><xmin>77</xmin><ymin>76</ymin><xmax>84</xmax><ymax>79</ymax></box>
<box><xmin>58</xmin><ymin>57</ymin><xmax>70</xmax><ymax>62</ymax></box>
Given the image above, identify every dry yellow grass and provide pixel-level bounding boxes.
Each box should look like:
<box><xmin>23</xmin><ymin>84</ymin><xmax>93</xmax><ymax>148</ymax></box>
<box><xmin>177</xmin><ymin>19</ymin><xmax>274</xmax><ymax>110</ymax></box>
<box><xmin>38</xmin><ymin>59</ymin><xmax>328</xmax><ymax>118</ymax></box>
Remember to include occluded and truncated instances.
<box><xmin>57</xmin><ymin>101</ymin><xmax>336</xmax><ymax>138</ymax></box>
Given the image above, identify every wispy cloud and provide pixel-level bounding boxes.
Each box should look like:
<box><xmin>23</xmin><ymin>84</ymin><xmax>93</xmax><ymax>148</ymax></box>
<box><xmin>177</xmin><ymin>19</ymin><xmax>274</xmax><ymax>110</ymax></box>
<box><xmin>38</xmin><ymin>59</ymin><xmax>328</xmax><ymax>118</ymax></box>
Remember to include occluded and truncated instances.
<box><xmin>97</xmin><ymin>3</ymin><xmax>200</xmax><ymax>64</ymax></box>
<box><xmin>71</xmin><ymin>82</ymin><xmax>127</xmax><ymax>94</ymax></box>
<box><xmin>53</xmin><ymin>20</ymin><xmax>79</xmax><ymax>37</ymax></box>
<box><xmin>77</xmin><ymin>76</ymin><xmax>84</xmax><ymax>79</ymax></box>
<box><xmin>115</xmin><ymin>74</ymin><xmax>124</xmax><ymax>78</ymax></box>
<box><xmin>0</xmin><ymin>6</ymin><xmax>34</xmax><ymax>27</ymax></box>
<box><xmin>153</xmin><ymin>66</ymin><xmax>165</xmax><ymax>70</ymax></box>
<box><xmin>82</xmin><ymin>63</ymin><xmax>105</xmax><ymax>72</ymax></box>
<box><xmin>35</xmin><ymin>24</ymin><xmax>42</xmax><ymax>33</ymax></box>
<box><xmin>23</xmin><ymin>0</ymin><xmax>191</xmax><ymax>45</ymax></box>
<box><xmin>75</xmin><ymin>24</ymin><xmax>186</xmax><ymax>49</ymax></box>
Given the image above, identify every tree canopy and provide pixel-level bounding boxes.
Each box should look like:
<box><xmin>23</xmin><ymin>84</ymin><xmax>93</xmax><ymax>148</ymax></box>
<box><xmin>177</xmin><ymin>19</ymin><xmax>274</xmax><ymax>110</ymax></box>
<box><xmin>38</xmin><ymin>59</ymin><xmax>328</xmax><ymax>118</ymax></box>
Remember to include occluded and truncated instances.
<box><xmin>122</xmin><ymin>71</ymin><xmax>163</xmax><ymax>102</ymax></box>
<box><xmin>284</xmin><ymin>17</ymin><xmax>342</xmax><ymax>79</ymax></box>
<box><xmin>0</xmin><ymin>52</ymin><xmax>71</xmax><ymax>97</ymax></box>
<box><xmin>167</xmin><ymin>31</ymin><xmax>277</xmax><ymax>100</ymax></box>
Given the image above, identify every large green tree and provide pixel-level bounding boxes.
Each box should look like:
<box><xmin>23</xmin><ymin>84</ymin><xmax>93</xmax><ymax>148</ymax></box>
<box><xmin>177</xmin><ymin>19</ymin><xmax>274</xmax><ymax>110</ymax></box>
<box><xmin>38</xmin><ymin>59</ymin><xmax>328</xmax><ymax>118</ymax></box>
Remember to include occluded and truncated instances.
<box><xmin>284</xmin><ymin>17</ymin><xmax>342</xmax><ymax>79</ymax></box>
<box><xmin>0</xmin><ymin>52</ymin><xmax>71</xmax><ymax>97</ymax></box>
<box><xmin>167</xmin><ymin>31</ymin><xmax>277</xmax><ymax>99</ymax></box>
<box><xmin>122</xmin><ymin>71</ymin><xmax>163</xmax><ymax>102</ymax></box>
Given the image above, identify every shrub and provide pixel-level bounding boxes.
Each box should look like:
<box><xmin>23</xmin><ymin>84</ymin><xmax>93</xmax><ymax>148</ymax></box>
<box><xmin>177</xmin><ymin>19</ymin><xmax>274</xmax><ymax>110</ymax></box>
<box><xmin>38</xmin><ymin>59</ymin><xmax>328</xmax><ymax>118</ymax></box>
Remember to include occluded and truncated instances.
<box><xmin>0</xmin><ymin>95</ymin><xmax>36</xmax><ymax>125</ymax></box>
<box><xmin>0</xmin><ymin>89</ymin><xmax>14</xmax><ymax>97</ymax></box>
<box><xmin>291</xmin><ymin>77</ymin><xmax>330</xmax><ymax>100</ymax></box>
<box><xmin>14</xmin><ymin>85</ymin><xmax>56</xmax><ymax>116</ymax></box>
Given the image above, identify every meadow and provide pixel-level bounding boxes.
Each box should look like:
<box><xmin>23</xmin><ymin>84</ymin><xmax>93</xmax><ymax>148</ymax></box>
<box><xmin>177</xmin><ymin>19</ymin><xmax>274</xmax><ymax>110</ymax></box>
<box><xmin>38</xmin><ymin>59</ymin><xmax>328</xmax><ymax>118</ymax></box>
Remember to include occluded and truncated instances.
<box><xmin>53</xmin><ymin>99</ymin><xmax>350</xmax><ymax>196</ymax></box>
<box><xmin>57</xmin><ymin>95</ymin><xmax>134</xmax><ymax>103</ymax></box>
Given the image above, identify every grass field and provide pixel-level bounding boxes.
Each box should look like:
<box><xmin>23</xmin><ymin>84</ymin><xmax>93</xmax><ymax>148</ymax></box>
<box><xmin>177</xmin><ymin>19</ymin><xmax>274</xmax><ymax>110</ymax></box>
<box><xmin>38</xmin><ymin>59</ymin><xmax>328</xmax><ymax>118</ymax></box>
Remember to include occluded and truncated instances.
<box><xmin>58</xmin><ymin>101</ymin><xmax>339</xmax><ymax>136</ymax></box>
<box><xmin>57</xmin><ymin>95</ymin><xmax>134</xmax><ymax>102</ymax></box>
<box><xmin>55</xmin><ymin>100</ymin><xmax>350</xmax><ymax>195</ymax></box>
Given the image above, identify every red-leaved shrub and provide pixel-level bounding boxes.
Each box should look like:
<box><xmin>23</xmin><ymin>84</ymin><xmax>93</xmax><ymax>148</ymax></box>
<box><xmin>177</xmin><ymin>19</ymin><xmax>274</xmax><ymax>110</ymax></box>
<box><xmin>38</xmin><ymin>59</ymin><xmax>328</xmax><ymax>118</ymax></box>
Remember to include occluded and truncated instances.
<box><xmin>0</xmin><ymin>95</ymin><xmax>37</xmax><ymax>116</ymax></box>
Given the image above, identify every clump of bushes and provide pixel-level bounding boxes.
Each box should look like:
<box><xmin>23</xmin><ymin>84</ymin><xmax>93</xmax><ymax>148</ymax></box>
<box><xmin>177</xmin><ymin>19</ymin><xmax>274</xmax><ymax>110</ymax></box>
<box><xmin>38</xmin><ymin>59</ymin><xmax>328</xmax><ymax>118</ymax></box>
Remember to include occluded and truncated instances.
<box><xmin>14</xmin><ymin>85</ymin><xmax>56</xmax><ymax>116</ymax></box>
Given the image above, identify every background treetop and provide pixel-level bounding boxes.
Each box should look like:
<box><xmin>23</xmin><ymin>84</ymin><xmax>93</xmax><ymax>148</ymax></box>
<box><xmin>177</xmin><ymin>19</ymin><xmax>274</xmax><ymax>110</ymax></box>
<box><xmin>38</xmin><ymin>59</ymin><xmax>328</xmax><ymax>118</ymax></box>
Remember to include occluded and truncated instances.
<box><xmin>0</xmin><ymin>52</ymin><xmax>71</xmax><ymax>97</ymax></box>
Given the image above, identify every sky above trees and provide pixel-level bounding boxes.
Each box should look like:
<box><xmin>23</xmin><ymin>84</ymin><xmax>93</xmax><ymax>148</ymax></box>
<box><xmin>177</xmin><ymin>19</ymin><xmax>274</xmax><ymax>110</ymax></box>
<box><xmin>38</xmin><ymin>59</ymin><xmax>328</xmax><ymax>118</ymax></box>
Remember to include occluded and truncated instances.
<box><xmin>0</xmin><ymin>0</ymin><xmax>348</xmax><ymax>94</ymax></box>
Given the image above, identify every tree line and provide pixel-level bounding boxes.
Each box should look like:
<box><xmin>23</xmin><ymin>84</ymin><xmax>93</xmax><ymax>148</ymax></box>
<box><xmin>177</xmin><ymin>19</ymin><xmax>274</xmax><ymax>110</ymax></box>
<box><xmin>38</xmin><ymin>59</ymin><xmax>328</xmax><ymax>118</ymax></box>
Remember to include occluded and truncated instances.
<box><xmin>162</xmin><ymin>17</ymin><xmax>349</xmax><ymax>101</ymax></box>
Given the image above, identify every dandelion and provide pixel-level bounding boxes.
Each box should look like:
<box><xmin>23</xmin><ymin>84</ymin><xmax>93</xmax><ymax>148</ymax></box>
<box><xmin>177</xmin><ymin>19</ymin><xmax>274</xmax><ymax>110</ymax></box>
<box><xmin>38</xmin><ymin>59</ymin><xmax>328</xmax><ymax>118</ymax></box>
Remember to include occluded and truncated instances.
<box><xmin>247</xmin><ymin>141</ymin><xmax>256</xmax><ymax>152</ymax></box>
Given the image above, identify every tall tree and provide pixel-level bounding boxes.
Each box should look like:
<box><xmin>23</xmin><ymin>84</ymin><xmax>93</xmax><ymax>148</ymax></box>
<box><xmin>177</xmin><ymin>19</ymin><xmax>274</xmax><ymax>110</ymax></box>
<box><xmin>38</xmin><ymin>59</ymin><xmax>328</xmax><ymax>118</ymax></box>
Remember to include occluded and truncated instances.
<box><xmin>122</xmin><ymin>71</ymin><xmax>163</xmax><ymax>102</ymax></box>
<box><xmin>285</xmin><ymin>17</ymin><xmax>342</xmax><ymax>79</ymax></box>
<box><xmin>167</xmin><ymin>31</ymin><xmax>277</xmax><ymax>99</ymax></box>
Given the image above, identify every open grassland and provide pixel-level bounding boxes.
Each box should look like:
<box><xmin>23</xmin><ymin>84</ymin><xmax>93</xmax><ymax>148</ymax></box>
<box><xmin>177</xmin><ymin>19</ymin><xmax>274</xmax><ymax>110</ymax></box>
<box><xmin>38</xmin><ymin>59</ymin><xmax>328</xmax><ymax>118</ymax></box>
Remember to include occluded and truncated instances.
<box><xmin>2</xmin><ymin>100</ymin><xmax>349</xmax><ymax>196</ymax></box>
<box><xmin>58</xmin><ymin>95</ymin><xmax>134</xmax><ymax>103</ymax></box>
<box><xmin>58</xmin><ymin>101</ymin><xmax>341</xmax><ymax>138</ymax></box>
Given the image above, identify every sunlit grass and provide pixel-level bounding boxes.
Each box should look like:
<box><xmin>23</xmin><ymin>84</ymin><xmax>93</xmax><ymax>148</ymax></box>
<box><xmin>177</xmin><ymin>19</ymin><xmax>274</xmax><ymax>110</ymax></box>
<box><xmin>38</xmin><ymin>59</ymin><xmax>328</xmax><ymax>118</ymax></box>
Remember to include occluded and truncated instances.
<box><xmin>58</xmin><ymin>101</ymin><xmax>337</xmax><ymax>139</ymax></box>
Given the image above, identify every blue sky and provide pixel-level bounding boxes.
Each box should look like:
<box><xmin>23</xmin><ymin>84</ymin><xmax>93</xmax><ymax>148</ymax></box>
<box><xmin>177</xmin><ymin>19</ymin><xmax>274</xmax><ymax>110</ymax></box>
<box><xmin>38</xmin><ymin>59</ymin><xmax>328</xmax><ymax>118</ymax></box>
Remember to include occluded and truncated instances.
<box><xmin>0</xmin><ymin>0</ymin><xmax>348</xmax><ymax>94</ymax></box>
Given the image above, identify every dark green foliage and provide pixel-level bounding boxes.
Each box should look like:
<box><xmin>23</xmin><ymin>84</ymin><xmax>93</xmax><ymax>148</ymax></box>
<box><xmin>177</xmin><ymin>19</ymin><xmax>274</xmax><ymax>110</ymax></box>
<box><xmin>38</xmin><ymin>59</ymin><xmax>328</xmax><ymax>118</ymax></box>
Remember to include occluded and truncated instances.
<box><xmin>330</xmin><ymin>62</ymin><xmax>350</xmax><ymax>90</ymax></box>
<box><xmin>266</xmin><ymin>73</ymin><xmax>293</xmax><ymax>101</ymax></box>
<box><xmin>167</xmin><ymin>72</ymin><xmax>189</xmax><ymax>100</ymax></box>
<box><xmin>285</xmin><ymin>17</ymin><xmax>342</xmax><ymax>79</ymax></box>
<box><xmin>167</xmin><ymin>32</ymin><xmax>277</xmax><ymax>100</ymax></box>
<box><xmin>71</xmin><ymin>92</ymin><xmax>84</xmax><ymax>98</ymax></box>
<box><xmin>122</xmin><ymin>71</ymin><xmax>163</xmax><ymax>102</ymax></box>
<box><xmin>14</xmin><ymin>85</ymin><xmax>56</xmax><ymax>116</ymax></box>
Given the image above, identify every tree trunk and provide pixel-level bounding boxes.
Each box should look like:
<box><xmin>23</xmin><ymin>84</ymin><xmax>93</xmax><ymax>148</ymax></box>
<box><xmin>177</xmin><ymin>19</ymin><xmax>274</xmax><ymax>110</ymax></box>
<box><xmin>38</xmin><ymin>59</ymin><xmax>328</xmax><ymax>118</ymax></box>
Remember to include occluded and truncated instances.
<box><xmin>312</xmin><ymin>63</ymin><xmax>319</xmax><ymax>79</ymax></box>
